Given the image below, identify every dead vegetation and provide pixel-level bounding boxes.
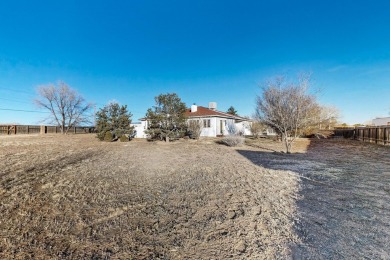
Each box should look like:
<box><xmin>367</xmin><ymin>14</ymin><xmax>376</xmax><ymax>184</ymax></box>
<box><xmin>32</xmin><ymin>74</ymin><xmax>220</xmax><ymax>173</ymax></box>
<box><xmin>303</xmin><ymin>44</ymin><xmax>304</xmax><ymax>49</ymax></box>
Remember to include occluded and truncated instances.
<box><xmin>240</xmin><ymin>138</ymin><xmax>390</xmax><ymax>258</ymax></box>
<box><xmin>0</xmin><ymin>134</ymin><xmax>299</xmax><ymax>259</ymax></box>
<box><xmin>2</xmin><ymin>135</ymin><xmax>389</xmax><ymax>259</ymax></box>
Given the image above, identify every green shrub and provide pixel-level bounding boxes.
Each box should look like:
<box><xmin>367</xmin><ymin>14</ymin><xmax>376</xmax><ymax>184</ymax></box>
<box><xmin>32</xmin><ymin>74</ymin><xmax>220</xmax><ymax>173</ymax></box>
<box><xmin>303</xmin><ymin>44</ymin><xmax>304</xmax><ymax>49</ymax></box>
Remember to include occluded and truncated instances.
<box><xmin>119</xmin><ymin>135</ymin><xmax>129</xmax><ymax>142</ymax></box>
<box><xmin>95</xmin><ymin>102</ymin><xmax>134</xmax><ymax>142</ymax></box>
<box><xmin>97</xmin><ymin>131</ymin><xmax>105</xmax><ymax>141</ymax></box>
<box><xmin>104</xmin><ymin>131</ymin><xmax>113</xmax><ymax>142</ymax></box>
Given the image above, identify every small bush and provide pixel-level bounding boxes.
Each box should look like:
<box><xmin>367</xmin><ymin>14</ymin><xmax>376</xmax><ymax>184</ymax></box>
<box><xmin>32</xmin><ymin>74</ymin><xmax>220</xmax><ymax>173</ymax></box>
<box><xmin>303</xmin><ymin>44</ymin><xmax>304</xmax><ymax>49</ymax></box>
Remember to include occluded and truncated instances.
<box><xmin>119</xmin><ymin>135</ymin><xmax>129</xmax><ymax>142</ymax></box>
<box><xmin>97</xmin><ymin>131</ymin><xmax>106</xmax><ymax>141</ymax></box>
<box><xmin>187</xmin><ymin>120</ymin><xmax>203</xmax><ymax>139</ymax></box>
<box><xmin>219</xmin><ymin>135</ymin><xmax>245</xmax><ymax>147</ymax></box>
<box><xmin>104</xmin><ymin>131</ymin><xmax>113</xmax><ymax>142</ymax></box>
<box><xmin>250</xmin><ymin>121</ymin><xmax>266</xmax><ymax>139</ymax></box>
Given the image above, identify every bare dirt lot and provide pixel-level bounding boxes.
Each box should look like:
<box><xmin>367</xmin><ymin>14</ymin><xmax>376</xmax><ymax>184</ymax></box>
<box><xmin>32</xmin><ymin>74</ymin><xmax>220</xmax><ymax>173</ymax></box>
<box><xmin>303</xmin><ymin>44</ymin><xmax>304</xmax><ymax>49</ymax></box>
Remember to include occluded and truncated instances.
<box><xmin>0</xmin><ymin>134</ymin><xmax>299</xmax><ymax>259</ymax></box>
<box><xmin>243</xmin><ymin>138</ymin><xmax>390</xmax><ymax>259</ymax></box>
<box><xmin>1</xmin><ymin>135</ymin><xmax>390</xmax><ymax>259</ymax></box>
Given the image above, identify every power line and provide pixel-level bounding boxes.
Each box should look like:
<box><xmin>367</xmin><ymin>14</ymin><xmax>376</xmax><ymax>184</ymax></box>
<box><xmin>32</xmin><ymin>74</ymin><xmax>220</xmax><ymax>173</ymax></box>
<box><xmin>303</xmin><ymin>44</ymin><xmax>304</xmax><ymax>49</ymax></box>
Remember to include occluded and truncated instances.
<box><xmin>0</xmin><ymin>108</ymin><xmax>49</xmax><ymax>114</ymax></box>
<box><xmin>0</xmin><ymin>97</ymin><xmax>32</xmax><ymax>104</ymax></box>
<box><xmin>0</xmin><ymin>87</ymin><xmax>36</xmax><ymax>96</ymax></box>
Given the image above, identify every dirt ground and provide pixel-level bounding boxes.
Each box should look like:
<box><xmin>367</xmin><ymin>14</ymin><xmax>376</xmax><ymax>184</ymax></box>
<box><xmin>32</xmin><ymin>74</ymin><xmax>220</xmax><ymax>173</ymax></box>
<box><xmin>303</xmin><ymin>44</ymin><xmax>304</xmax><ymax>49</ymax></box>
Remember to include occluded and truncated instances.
<box><xmin>0</xmin><ymin>134</ymin><xmax>299</xmax><ymax>259</ymax></box>
<box><xmin>243</xmin><ymin>138</ymin><xmax>390</xmax><ymax>259</ymax></box>
<box><xmin>1</xmin><ymin>135</ymin><xmax>390</xmax><ymax>259</ymax></box>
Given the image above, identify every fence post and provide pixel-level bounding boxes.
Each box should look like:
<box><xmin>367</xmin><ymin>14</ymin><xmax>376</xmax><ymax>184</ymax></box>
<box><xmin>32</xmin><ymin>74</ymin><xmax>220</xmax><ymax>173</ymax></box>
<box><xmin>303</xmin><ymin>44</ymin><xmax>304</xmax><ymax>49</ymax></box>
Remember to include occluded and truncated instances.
<box><xmin>369</xmin><ymin>128</ymin><xmax>372</xmax><ymax>143</ymax></box>
<box><xmin>375</xmin><ymin>128</ymin><xmax>378</xmax><ymax>144</ymax></box>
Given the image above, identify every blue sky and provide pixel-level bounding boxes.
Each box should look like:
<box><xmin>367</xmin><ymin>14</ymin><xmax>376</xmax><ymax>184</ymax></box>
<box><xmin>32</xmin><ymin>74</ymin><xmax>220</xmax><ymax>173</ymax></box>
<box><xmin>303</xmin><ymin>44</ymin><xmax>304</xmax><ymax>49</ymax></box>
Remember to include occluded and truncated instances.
<box><xmin>1</xmin><ymin>0</ymin><xmax>390</xmax><ymax>125</ymax></box>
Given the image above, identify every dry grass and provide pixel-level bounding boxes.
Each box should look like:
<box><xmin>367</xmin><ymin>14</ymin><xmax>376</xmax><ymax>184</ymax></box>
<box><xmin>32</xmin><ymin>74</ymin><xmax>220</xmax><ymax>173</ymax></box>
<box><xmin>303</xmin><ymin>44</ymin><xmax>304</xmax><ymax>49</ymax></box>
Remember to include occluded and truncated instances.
<box><xmin>3</xmin><ymin>135</ymin><xmax>387</xmax><ymax>258</ymax></box>
<box><xmin>218</xmin><ymin>135</ymin><xmax>245</xmax><ymax>147</ymax></box>
<box><xmin>240</xmin><ymin>138</ymin><xmax>390</xmax><ymax>258</ymax></box>
<box><xmin>0</xmin><ymin>134</ymin><xmax>300</xmax><ymax>259</ymax></box>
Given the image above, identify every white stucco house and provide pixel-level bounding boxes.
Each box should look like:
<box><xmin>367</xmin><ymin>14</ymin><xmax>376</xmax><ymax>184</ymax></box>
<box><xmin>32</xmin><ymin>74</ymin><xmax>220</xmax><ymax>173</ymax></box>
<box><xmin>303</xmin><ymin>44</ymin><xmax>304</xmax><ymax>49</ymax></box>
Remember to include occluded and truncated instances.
<box><xmin>184</xmin><ymin>103</ymin><xmax>252</xmax><ymax>137</ymax></box>
<box><xmin>135</xmin><ymin>102</ymin><xmax>253</xmax><ymax>138</ymax></box>
<box><xmin>130</xmin><ymin>121</ymin><xmax>149</xmax><ymax>138</ymax></box>
<box><xmin>372</xmin><ymin>117</ymin><xmax>390</xmax><ymax>126</ymax></box>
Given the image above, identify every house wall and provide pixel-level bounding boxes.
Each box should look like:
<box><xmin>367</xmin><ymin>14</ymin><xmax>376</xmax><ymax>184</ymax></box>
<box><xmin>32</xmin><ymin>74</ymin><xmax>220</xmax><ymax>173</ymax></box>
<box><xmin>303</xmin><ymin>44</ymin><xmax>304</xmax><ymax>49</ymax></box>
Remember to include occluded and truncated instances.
<box><xmin>235</xmin><ymin>121</ymin><xmax>251</xmax><ymax>136</ymax></box>
<box><xmin>200</xmin><ymin>118</ymin><xmax>241</xmax><ymax>137</ymax></box>
<box><xmin>200</xmin><ymin>117</ymin><xmax>218</xmax><ymax>137</ymax></box>
<box><xmin>187</xmin><ymin>118</ymin><xmax>254</xmax><ymax>137</ymax></box>
<box><xmin>136</xmin><ymin>118</ymin><xmax>255</xmax><ymax>138</ymax></box>
<box><xmin>266</xmin><ymin>128</ymin><xmax>277</xmax><ymax>136</ymax></box>
<box><xmin>131</xmin><ymin>121</ymin><xmax>148</xmax><ymax>138</ymax></box>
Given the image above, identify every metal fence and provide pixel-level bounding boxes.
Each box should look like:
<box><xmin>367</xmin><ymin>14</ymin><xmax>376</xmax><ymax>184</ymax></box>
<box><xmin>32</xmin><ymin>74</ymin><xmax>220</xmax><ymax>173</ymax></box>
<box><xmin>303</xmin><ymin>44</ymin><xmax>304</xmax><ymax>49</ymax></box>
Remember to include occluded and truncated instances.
<box><xmin>0</xmin><ymin>125</ymin><xmax>95</xmax><ymax>135</ymax></box>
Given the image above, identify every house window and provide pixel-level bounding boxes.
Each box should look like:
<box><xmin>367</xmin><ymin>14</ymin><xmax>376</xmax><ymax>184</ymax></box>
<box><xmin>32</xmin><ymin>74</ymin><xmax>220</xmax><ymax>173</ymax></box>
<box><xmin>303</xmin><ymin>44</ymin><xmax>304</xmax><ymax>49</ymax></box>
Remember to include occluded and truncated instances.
<box><xmin>268</xmin><ymin>128</ymin><xmax>275</xmax><ymax>134</ymax></box>
<box><xmin>203</xmin><ymin>119</ymin><xmax>211</xmax><ymax>128</ymax></box>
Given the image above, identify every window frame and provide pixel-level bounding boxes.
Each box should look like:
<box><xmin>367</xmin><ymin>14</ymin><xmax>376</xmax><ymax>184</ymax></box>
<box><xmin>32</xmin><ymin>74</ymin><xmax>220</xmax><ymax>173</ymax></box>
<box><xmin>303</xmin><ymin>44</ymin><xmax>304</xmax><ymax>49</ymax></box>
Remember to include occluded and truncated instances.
<box><xmin>203</xmin><ymin>119</ymin><xmax>211</xmax><ymax>128</ymax></box>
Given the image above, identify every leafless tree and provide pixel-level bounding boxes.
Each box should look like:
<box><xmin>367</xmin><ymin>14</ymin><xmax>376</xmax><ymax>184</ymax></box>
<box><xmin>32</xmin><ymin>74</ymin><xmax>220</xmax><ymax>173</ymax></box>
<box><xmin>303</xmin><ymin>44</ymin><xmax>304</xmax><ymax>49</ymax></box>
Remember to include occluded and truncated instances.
<box><xmin>255</xmin><ymin>74</ymin><xmax>320</xmax><ymax>153</ymax></box>
<box><xmin>249</xmin><ymin>121</ymin><xmax>267</xmax><ymax>139</ymax></box>
<box><xmin>34</xmin><ymin>82</ymin><xmax>93</xmax><ymax>134</ymax></box>
<box><xmin>187</xmin><ymin>119</ymin><xmax>203</xmax><ymax>139</ymax></box>
<box><xmin>318</xmin><ymin>106</ymin><xmax>340</xmax><ymax>130</ymax></box>
<box><xmin>303</xmin><ymin>105</ymin><xmax>340</xmax><ymax>136</ymax></box>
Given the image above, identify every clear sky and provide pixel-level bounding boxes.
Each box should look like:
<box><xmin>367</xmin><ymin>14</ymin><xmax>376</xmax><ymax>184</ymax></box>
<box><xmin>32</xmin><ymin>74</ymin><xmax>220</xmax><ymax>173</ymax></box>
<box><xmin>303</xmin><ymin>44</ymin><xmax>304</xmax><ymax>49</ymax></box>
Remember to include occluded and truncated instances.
<box><xmin>1</xmin><ymin>0</ymin><xmax>390</xmax><ymax>125</ymax></box>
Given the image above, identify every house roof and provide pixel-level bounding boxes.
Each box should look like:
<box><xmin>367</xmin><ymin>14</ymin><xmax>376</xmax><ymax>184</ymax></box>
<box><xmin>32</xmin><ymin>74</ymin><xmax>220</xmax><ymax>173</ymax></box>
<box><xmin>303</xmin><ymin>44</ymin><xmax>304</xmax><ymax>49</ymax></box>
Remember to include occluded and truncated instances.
<box><xmin>185</xmin><ymin>106</ymin><xmax>249</xmax><ymax>122</ymax></box>
<box><xmin>139</xmin><ymin>106</ymin><xmax>251</xmax><ymax>122</ymax></box>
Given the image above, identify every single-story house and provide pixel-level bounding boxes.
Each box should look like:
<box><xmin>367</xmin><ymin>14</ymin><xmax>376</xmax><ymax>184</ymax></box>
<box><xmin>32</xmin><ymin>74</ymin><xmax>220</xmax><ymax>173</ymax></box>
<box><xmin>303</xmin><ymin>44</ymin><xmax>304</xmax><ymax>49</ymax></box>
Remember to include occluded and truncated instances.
<box><xmin>130</xmin><ymin>121</ymin><xmax>149</xmax><ymax>138</ymax></box>
<box><xmin>372</xmin><ymin>117</ymin><xmax>390</xmax><ymax>126</ymax></box>
<box><xmin>135</xmin><ymin>102</ymin><xmax>254</xmax><ymax>138</ymax></box>
<box><xmin>184</xmin><ymin>102</ymin><xmax>251</xmax><ymax>137</ymax></box>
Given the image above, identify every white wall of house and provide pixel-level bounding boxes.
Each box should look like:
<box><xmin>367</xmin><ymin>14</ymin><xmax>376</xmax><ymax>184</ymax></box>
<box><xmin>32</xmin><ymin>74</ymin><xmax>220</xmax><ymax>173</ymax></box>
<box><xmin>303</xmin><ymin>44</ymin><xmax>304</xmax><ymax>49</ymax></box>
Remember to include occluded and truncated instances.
<box><xmin>131</xmin><ymin>121</ymin><xmax>148</xmax><ymax>138</ymax></box>
<box><xmin>137</xmin><ymin>117</ymin><xmax>256</xmax><ymax>138</ymax></box>
<box><xmin>235</xmin><ymin>121</ymin><xmax>251</xmax><ymax>136</ymax></box>
<box><xmin>198</xmin><ymin>117</ymin><xmax>240</xmax><ymax>137</ymax></box>
<box><xmin>200</xmin><ymin>117</ymin><xmax>218</xmax><ymax>137</ymax></box>
<box><xmin>265</xmin><ymin>128</ymin><xmax>277</xmax><ymax>136</ymax></box>
<box><xmin>372</xmin><ymin>117</ymin><xmax>390</xmax><ymax>126</ymax></box>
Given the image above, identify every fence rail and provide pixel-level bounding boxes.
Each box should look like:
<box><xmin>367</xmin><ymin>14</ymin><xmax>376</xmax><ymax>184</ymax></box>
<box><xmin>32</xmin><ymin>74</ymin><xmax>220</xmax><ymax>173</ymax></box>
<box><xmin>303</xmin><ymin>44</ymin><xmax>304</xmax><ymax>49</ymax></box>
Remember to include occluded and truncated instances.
<box><xmin>334</xmin><ymin>126</ymin><xmax>390</xmax><ymax>145</ymax></box>
<box><xmin>0</xmin><ymin>125</ymin><xmax>95</xmax><ymax>135</ymax></box>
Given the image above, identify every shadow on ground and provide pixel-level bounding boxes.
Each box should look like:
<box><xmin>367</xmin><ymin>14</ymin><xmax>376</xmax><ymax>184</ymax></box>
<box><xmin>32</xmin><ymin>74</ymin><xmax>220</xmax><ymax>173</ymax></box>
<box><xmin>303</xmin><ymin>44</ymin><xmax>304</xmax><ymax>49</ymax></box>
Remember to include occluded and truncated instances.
<box><xmin>237</xmin><ymin>139</ymin><xmax>390</xmax><ymax>259</ymax></box>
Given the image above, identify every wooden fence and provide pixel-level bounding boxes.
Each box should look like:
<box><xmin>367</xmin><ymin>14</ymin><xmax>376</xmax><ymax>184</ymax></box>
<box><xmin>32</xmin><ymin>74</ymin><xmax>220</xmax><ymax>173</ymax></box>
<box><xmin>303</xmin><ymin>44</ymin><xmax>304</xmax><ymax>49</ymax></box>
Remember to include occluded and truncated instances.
<box><xmin>334</xmin><ymin>126</ymin><xmax>390</xmax><ymax>145</ymax></box>
<box><xmin>0</xmin><ymin>125</ymin><xmax>95</xmax><ymax>135</ymax></box>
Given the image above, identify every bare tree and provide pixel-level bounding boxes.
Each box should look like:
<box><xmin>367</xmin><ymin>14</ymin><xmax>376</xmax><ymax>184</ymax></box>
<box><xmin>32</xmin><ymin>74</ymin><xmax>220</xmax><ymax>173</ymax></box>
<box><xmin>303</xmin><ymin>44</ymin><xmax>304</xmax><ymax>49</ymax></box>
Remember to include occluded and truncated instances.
<box><xmin>255</xmin><ymin>74</ymin><xmax>320</xmax><ymax>153</ymax></box>
<box><xmin>318</xmin><ymin>106</ymin><xmax>340</xmax><ymax>130</ymax></box>
<box><xmin>218</xmin><ymin>121</ymin><xmax>245</xmax><ymax>146</ymax></box>
<box><xmin>35</xmin><ymin>82</ymin><xmax>93</xmax><ymax>134</ymax></box>
<box><xmin>303</xmin><ymin>105</ymin><xmax>340</xmax><ymax>136</ymax></box>
<box><xmin>249</xmin><ymin>121</ymin><xmax>267</xmax><ymax>139</ymax></box>
<box><xmin>187</xmin><ymin>119</ymin><xmax>203</xmax><ymax>139</ymax></box>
